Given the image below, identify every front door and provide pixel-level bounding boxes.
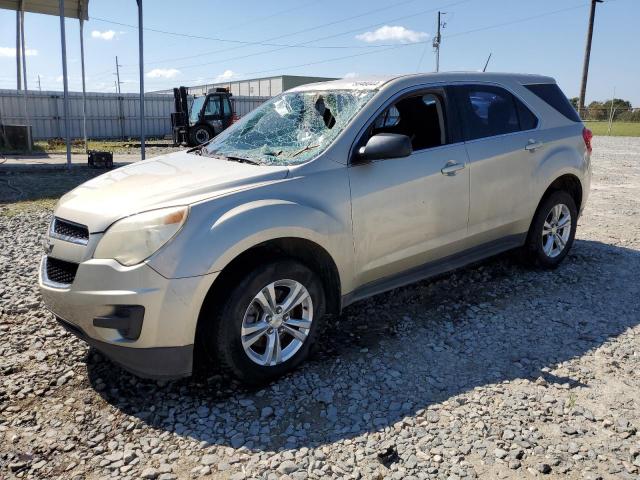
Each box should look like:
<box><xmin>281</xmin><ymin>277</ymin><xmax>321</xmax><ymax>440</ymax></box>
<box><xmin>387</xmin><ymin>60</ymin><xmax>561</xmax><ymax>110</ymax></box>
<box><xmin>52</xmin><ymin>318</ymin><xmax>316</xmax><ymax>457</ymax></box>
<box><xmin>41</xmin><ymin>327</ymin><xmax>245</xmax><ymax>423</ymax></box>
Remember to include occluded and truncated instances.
<box><xmin>349</xmin><ymin>89</ymin><xmax>470</xmax><ymax>287</ymax></box>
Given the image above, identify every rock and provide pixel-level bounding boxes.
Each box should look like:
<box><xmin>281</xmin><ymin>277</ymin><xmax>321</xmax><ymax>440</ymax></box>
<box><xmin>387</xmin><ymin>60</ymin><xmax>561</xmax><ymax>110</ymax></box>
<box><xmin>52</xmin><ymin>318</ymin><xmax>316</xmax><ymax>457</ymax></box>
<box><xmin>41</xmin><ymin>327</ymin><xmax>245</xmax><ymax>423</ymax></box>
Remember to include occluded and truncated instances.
<box><xmin>141</xmin><ymin>467</ymin><xmax>158</xmax><ymax>479</ymax></box>
<box><xmin>201</xmin><ymin>454</ymin><xmax>217</xmax><ymax>466</ymax></box>
<box><xmin>277</xmin><ymin>461</ymin><xmax>298</xmax><ymax>474</ymax></box>
<box><xmin>494</xmin><ymin>449</ymin><xmax>508</xmax><ymax>459</ymax></box>
<box><xmin>536</xmin><ymin>463</ymin><xmax>552</xmax><ymax>474</ymax></box>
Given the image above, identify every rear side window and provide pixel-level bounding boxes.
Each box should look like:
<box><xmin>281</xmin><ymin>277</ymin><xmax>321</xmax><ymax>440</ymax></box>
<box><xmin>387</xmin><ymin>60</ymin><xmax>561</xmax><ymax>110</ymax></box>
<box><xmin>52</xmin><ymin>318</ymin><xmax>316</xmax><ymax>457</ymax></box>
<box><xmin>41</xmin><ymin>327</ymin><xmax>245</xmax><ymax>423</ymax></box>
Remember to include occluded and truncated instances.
<box><xmin>524</xmin><ymin>83</ymin><xmax>581</xmax><ymax>122</ymax></box>
<box><xmin>452</xmin><ymin>85</ymin><xmax>537</xmax><ymax>141</ymax></box>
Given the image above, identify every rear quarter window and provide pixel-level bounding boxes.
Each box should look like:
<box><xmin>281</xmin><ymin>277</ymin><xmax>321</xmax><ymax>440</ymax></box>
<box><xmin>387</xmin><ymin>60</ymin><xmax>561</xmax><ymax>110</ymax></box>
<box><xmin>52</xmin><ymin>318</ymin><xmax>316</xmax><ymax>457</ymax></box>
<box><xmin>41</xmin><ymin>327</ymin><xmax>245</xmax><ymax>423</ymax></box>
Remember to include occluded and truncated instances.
<box><xmin>524</xmin><ymin>83</ymin><xmax>581</xmax><ymax>122</ymax></box>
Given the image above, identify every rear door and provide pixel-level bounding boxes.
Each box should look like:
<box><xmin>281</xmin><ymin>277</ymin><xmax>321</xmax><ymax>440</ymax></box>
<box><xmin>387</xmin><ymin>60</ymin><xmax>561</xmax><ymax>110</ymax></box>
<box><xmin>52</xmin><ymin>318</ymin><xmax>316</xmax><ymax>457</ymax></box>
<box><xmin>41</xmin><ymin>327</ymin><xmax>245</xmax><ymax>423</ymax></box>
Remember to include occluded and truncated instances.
<box><xmin>450</xmin><ymin>84</ymin><xmax>541</xmax><ymax>242</ymax></box>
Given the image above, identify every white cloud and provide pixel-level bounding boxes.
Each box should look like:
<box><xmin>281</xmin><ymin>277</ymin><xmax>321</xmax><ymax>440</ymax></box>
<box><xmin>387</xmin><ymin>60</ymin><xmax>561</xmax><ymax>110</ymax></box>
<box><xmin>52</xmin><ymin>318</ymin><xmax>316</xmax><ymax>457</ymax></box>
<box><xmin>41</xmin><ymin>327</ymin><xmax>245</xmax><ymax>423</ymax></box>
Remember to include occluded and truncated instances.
<box><xmin>91</xmin><ymin>30</ymin><xmax>117</xmax><ymax>40</ymax></box>
<box><xmin>214</xmin><ymin>70</ymin><xmax>236</xmax><ymax>82</ymax></box>
<box><xmin>146</xmin><ymin>68</ymin><xmax>181</xmax><ymax>79</ymax></box>
<box><xmin>0</xmin><ymin>46</ymin><xmax>38</xmax><ymax>57</ymax></box>
<box><xmin>356</xmin><ymin>25</ymin><xmax>428</xmax><ymax>43</ymax></box>
<box><xmin>344</xmin><ymin>72</ymin><xmax>358</xmax><ymax>79</ymax></box>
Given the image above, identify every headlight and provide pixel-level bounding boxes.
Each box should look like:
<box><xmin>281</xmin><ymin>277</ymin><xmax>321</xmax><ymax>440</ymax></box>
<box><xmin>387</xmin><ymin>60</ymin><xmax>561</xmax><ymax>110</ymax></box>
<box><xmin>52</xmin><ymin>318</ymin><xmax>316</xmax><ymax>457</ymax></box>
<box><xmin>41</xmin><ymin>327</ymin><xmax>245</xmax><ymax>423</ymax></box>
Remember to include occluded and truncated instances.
<box><xmin>94</xmin><ymin>206</ymin><xmax>188</xmax><ymax>266</ymax></box>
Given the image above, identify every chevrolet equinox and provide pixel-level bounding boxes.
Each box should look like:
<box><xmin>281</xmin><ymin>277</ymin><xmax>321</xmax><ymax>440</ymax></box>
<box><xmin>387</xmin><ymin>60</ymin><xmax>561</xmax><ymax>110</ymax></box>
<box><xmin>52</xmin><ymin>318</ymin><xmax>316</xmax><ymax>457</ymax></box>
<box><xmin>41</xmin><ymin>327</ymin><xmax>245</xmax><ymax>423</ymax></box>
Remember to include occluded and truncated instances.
<box><xmin>39</xmin><ymin>73</ymin><xmax>592</xmax><ymax>384</ymax></box>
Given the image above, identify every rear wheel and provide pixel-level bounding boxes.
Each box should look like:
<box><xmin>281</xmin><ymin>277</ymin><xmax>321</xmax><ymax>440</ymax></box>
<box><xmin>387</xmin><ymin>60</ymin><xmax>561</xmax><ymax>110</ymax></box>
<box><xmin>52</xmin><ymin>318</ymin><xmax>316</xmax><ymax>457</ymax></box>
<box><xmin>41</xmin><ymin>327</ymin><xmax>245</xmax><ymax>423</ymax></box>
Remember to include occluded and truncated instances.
<box><xmin>201</xmin><ymin>260</ymin><xmax>325</xmax><ymax>384</ymax></box>
<box><xmin>523</xmin><ymin>190</ymin><xmax>578</xmax><ymax>268</ymax></box>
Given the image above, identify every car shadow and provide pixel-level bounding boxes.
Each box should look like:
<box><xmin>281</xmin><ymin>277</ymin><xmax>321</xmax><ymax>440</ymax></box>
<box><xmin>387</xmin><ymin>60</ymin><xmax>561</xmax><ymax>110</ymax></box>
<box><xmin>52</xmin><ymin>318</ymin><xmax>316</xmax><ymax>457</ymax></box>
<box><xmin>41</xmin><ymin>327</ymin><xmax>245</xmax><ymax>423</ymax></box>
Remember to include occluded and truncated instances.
<box><xmin>86</xmin><ymin>239</ymin><xmax>640</xmax><ymax>452</ymax></box>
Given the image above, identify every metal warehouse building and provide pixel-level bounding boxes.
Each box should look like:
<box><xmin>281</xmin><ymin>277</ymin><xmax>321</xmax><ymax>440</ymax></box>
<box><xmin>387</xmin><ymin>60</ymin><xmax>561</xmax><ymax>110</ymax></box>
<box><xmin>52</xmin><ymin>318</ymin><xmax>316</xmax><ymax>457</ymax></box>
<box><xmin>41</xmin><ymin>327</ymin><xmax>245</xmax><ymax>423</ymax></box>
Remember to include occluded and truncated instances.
<box><xmin>153</xmin><ymin>75</ymin><xmax>337</xmax><ymax>97</ymax></box>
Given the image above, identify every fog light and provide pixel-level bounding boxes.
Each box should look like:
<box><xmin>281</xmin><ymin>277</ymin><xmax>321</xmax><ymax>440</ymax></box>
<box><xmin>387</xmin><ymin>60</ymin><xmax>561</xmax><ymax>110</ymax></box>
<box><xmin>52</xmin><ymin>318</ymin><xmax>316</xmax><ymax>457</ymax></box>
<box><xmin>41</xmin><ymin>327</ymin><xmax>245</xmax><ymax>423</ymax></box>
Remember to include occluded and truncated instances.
<box><xmin>93</xmin><ymin>305</ymin><xmax>145</xmax><ymax>340</ymax></box>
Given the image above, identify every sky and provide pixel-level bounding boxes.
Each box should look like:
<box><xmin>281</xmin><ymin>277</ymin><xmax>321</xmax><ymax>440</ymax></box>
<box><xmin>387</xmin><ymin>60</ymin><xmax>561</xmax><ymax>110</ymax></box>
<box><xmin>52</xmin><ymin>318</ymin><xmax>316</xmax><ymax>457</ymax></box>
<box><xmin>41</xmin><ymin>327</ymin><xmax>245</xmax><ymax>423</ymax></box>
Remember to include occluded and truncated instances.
<box><xmin>0</xmin><ymin>0</ymin><xmax>638</xmax><ymax>104</ymax></box>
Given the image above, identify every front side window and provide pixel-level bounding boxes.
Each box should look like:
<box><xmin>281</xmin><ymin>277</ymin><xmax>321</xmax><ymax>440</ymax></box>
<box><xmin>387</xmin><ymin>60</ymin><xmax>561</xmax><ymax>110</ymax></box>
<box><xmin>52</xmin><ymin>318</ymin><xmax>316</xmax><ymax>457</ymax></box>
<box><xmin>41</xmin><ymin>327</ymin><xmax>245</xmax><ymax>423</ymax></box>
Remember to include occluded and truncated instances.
<box><xmin>368</xmin><ymin>92</ymin><xmax>447</xmax><ymax>151</ymax></box>
<box><xmin>204</xmin><ymin>89</ymin><xmax>377</xmax><ymax>166</ymax></box>
<box><xmin>189</xmin><ymin>96</ymin><xmax>205</xmax><ymax>124</ymax></box>
<box><xmin>204</xmin><ymin>97</ymin><xmax>221</xmax><ymax>116</ymax></box>
<box><xmin>454</xmin><ymin>85</ymin><xmax>537</xmax><ymax>141</ymax></box>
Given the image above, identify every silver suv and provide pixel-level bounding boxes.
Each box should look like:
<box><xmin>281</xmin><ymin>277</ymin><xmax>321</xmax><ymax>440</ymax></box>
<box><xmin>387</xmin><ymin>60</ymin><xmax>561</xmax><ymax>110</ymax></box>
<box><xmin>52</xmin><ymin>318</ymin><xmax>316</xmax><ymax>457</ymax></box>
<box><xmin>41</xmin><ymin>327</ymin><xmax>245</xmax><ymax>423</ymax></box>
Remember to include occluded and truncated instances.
<box><xmin>39</xmin><ymin>73</ymin><xmax>592</xmax><ymax>383</ymax></box>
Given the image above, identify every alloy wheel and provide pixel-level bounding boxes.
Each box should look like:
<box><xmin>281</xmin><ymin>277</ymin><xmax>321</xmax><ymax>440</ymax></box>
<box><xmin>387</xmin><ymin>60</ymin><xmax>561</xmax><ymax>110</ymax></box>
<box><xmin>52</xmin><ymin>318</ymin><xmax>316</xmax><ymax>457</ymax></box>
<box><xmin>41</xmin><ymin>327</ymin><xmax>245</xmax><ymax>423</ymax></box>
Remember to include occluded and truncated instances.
<box><xmin>241</xmin><ymin>279</ymin><xmax>313</xmax><ymax>366</ymax></box>
<box><xmin>541</xmin><ymin>203</ymin><xmax>571</xmax><ymax>258</ymax></box>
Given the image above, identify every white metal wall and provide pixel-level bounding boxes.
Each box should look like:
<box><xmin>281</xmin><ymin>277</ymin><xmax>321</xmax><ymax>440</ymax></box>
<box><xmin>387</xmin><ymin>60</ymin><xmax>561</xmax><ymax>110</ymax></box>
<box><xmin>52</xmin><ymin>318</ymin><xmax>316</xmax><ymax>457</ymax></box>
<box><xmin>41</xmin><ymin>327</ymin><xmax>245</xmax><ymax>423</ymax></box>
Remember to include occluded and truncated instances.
<box><xmin>0</xmin><ymin>90</ymin><xmax>269</xmax><ymax>140</ymax></box>
<box><xmin>230</xmin><ymin>95</ymin><xmax>269</xmax><ymax>117</ymax></box>
<box><xmin>0</xmin><ymin>89</ymin><xmax>173</xmax><ymax>140</ymax></box>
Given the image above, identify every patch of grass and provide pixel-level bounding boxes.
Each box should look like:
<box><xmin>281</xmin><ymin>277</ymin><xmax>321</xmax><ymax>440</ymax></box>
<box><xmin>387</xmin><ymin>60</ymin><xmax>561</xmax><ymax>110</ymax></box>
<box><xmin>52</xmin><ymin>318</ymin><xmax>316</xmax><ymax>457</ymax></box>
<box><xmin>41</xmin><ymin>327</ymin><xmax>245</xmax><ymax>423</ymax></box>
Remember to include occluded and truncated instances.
<box><xmin>584</xmin><ymin>121</ymin><xmax>640</xmax><ymax>137</ymax></box>
<box><xmin>34</xmin><ymin>138</ymin><xmax>172</xmax><ymax>154</ymax></box>
<box><xmin>0</xmin><ymin>198</ymin><xmax>57</xmax><ymax>217</ymax></box>
<box><xmin>0</xmin><ymin>169</ymin><xmax>103</xmax><ymax>205</ymax></box>
<box><xmin>1</xmin><ymin>138</ymin><xmax>171</xmax><ymax>155</ymax></box>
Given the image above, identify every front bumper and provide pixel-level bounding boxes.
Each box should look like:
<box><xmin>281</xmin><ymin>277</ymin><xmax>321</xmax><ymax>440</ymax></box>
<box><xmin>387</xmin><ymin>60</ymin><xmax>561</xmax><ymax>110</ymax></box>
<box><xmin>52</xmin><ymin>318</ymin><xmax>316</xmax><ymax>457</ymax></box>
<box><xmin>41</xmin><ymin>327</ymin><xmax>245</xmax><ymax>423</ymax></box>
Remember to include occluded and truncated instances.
<box><xmin>39</xmin><ymin>256</ymin><xmax>217</xmax><ymax>379</ymax></box>
<box><xmin>56</xmin><ymin>316</ymin><xmax>193</xmax><ymax>379</ymax></box>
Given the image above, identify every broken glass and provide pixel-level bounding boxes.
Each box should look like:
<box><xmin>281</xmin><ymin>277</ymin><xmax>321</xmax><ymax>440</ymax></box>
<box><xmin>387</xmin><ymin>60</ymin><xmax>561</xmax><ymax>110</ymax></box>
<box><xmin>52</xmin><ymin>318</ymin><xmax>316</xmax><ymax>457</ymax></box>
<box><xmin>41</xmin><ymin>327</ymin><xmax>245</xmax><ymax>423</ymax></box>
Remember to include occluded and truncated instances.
<box><xmin>204</xmin><ymin>89</ymin><xmax>377</xmax><ymax>166</ymax></box>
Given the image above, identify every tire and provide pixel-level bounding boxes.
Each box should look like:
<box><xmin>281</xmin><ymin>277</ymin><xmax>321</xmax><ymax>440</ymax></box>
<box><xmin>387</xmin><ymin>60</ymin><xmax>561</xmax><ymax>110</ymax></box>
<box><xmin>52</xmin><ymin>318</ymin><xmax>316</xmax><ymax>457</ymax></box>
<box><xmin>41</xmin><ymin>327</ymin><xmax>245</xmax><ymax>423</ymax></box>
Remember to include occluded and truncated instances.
<box><xmin>200</xmin><ymin>260</ymin><xmax>325</xmax><ymax>385</ymax></box>
<box><xmin>189</xmin><ymin>125</ymin><xmax>212</xmax><ymax>145</ymax></box>
<box><xmin>523</xmin><ymin>190</ymin><xmax>578</xmax><ymax>268</ymax></box>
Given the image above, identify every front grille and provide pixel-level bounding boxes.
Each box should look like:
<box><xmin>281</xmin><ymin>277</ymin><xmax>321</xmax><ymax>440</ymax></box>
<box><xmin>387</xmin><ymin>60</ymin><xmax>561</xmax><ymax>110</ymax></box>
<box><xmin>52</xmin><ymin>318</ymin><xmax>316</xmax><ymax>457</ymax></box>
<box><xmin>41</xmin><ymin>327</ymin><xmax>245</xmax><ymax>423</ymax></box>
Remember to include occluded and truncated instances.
<box><xmin>45</xmin><ymin>257</ymin><xmax>79</xmax><ymax>285</ymax></box>
<box><xmin>51</xmin><ymin>218</ymin><xmax>89</xmax><ymax>244</ymax></box>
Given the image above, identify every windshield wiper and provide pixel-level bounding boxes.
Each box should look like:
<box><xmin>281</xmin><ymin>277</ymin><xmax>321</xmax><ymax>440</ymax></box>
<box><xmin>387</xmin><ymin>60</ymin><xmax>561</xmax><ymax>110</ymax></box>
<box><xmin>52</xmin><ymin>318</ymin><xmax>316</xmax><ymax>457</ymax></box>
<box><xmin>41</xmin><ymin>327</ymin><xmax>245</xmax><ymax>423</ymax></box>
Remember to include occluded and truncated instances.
<box><xmin>223</xmin><ymin>155</ymin><xmax>261</xmax><ymax>165</ymax></box>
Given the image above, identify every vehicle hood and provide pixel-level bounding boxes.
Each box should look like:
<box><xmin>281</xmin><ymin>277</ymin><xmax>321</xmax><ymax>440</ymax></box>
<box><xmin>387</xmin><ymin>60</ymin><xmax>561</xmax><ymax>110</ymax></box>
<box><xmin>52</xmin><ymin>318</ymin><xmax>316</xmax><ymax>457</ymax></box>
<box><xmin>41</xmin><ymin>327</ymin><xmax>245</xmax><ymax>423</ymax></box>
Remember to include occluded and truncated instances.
<box><xmin>56</xmin><ymin>151</ymin><xmax>289</xmax><ymax>232</ymax></box>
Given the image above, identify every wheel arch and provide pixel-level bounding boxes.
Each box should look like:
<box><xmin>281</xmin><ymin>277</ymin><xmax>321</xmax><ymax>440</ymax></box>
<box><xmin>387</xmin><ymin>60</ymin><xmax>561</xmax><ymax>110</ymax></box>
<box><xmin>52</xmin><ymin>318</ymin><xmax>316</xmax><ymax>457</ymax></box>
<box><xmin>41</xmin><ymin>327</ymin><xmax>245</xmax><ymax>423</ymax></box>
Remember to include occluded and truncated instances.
<box><xmin>196</xmin><ymin>236</ymin><xmax>342</xmax><ymax>335</ymax></box>
<box><xmin>526</xmin><ymin>173</ymin><xmax>583</xmax><ymax>243</ymax></box>
<box><xmin>192</xmin><ymin>236</ymin><xmax>342</xmax><ymax>372</ymax></box>
<box><xmin>538</xmin><ymin>174</ymin><xmax>583</xmax><ymax>214</ymax></box>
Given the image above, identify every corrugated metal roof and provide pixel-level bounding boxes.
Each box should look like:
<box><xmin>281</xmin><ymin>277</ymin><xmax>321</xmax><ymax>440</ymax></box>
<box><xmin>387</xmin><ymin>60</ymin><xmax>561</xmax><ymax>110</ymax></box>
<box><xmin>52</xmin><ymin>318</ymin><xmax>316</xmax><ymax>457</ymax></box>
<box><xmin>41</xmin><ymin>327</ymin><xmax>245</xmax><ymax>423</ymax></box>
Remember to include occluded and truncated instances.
<box><xmin>0</xmin><ymin>0</ymin><xmax>89</xmax><ymax>20</ymax></box>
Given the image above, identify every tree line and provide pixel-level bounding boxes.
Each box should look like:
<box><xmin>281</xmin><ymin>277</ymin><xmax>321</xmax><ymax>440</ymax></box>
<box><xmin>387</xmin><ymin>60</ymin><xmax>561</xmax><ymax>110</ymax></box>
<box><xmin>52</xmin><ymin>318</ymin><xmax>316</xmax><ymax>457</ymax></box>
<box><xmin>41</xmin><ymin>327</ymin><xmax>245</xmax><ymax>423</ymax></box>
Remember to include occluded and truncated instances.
<box><xmin>569</xmin><ymin>97</ymin><xmax>640</xmax><ymax>121</ymax></box>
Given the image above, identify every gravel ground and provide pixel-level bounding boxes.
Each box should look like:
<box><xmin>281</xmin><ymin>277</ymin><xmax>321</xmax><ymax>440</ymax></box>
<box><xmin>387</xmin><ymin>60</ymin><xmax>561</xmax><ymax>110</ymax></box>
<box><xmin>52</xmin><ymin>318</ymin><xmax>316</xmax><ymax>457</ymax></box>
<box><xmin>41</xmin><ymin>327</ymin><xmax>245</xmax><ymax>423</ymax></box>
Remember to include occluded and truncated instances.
<box><xmin>1</xmin><ymin>136</ymin><xmax>639</xmax><ymax>480</ymax></box>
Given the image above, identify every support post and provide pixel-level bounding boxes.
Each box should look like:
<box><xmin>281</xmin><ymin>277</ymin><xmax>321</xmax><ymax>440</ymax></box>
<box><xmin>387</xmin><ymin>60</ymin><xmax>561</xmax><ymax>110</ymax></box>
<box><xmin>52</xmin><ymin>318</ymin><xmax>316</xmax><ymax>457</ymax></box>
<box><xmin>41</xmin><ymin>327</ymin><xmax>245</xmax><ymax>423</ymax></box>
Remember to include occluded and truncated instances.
<box><xmin>137</xmin><ymin>0</ymin><xmax>146</xmax><ymax>160</ymax></box>
<box><xmin>20</xmin><ymin>5</ymin><xmax>32</xmax><ymax>152</ymax></box>
<box><xmin>80</xmin><ymin>17</ymin><xmax>88</xmax><ymax>152</ymax></box>
<box><xmin>435</xmin><ymin>11</ymin><xmax>441</xmax><ymax>72</ymax></box>
<box><xmin>59</xmin><ymin>0</ymin><xmax>71</xmax><ymax>168</ymax></box>
<box><xmin>16</xmin><ymin>9</ymin><xmax>22</xmax><ymax>90</ymax></box>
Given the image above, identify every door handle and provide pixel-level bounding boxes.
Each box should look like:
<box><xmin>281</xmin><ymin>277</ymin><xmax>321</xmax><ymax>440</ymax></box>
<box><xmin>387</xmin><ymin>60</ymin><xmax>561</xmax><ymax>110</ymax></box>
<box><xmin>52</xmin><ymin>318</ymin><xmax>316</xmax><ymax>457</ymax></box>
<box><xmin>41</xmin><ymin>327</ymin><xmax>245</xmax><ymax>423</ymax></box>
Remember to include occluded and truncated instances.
<box><xmin>525</xmin><ymin>139</ymin><xmax>544</xmax><ymax>151</ymax></box>
<box><xmin>441</xmin><ymin>161</ymin><xmax>465</xmax><ymax>176</ymax></box>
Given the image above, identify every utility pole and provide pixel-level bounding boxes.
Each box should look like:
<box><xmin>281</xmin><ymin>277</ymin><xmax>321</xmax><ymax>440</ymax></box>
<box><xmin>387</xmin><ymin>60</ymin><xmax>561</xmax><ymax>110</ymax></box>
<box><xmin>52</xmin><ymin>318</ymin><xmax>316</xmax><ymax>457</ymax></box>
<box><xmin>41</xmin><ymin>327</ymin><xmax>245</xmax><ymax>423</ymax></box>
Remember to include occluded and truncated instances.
<box><xmin>578</xmin><ymin>0</ymin><xmax>603</xmax><ymax>117</ymax></box>
<box><xmin>433</xmin><ymin>11</ymin><xmax>447</xmax><ymax>72</ymax></box>
<box><xmin>37</xmin><ymin>74</ymin><xmax>41</xmax><ymax>91</ymax></box>
<box><xmin>115</xmin><ymin>56</ymin><xmax>123</xmax><ymax>94</ymax></box>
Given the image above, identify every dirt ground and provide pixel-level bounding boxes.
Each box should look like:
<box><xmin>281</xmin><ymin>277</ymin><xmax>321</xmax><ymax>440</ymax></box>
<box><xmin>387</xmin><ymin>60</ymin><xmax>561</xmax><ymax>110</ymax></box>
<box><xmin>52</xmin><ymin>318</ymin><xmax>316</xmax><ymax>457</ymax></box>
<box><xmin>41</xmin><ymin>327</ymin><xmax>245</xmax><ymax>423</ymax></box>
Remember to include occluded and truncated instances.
<box><xmin>0</xmin><ymin>136</ymin><xmax>639</xmax><ymax>479</ymax></box>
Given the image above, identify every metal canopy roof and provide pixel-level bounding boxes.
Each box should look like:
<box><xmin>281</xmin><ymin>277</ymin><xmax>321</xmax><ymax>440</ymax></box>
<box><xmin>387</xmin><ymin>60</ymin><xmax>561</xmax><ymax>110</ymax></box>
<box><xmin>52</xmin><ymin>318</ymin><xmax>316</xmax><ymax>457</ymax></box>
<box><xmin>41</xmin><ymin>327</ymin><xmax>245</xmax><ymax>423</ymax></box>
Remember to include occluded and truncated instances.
<box><xmin>0</xmin><ymin>0</ymin><xmax>88</xmax><ymax>20</ymax></box>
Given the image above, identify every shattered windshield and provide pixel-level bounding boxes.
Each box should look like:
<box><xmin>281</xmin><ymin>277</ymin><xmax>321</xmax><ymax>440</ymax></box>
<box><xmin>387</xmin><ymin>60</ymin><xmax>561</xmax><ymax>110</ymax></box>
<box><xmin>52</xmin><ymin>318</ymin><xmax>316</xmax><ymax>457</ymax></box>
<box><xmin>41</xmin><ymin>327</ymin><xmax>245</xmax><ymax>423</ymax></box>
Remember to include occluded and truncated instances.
<box><xmin>203</xmin><ymin>89</ymin><xmax>377</xmax><ymax>166</ymax></box>
<box><xmin>189</xmin><ymin>97</ymin><xmax>205</xmax><ymax>124</ymax></box>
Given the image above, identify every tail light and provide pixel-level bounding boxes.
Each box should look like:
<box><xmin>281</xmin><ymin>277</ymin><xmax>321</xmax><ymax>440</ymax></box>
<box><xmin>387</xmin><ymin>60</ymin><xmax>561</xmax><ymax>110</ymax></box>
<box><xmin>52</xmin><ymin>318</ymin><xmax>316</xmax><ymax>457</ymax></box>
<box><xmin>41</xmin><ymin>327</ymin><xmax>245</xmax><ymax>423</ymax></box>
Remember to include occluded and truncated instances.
<box><xmin>582</xmin><ymin>127</ymin><xmax>593</xmax><ymax>154</ymax></box>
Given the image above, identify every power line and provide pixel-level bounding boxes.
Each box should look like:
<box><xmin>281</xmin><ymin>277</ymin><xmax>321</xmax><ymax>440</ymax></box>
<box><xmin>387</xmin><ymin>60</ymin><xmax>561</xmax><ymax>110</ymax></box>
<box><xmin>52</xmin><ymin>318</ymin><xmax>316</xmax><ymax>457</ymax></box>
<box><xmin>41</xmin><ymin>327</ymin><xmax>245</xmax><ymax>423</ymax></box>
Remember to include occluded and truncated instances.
<box><xmin>98</xmin><ymin>0</ymin><xmax>443</xmax><ymax>68</ymax></box>
<box><xmin>91</xmin><ymin>16</ymin><xmax>394</xmax><ymax>53</ymax></box>
<box><xmin>92</xmin><ymin>0</ymin><xmax>425</xmax><ymax>65</ymax></box>
<box><xmin>152</xmin><ymin>1</ymin><xmax>594</xmax><ymax>87</ymax></box>
<box><xmin>117</xmin><ymin>0</ymin><xmax>472</xmax><ymax>73</ymax></box>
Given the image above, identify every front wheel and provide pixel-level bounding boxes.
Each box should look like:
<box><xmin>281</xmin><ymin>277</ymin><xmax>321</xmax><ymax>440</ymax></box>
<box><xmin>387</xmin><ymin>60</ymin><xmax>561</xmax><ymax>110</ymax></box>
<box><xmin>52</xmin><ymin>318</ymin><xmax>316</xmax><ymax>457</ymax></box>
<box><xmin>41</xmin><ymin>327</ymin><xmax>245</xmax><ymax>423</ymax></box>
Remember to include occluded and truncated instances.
<box><xmin>202</xmin><ymin>260</ymin><xmax>325</xmax><ymax>384</ymax></box>
<box><xmin>189</xmin><ymin>125</ymin><xmax>212</xmax><ymax>145</ymax></box>
<box><xmin>523</xmin><ymin>190</ymin><xmax>578</xmax><ymax>268</ymax></box>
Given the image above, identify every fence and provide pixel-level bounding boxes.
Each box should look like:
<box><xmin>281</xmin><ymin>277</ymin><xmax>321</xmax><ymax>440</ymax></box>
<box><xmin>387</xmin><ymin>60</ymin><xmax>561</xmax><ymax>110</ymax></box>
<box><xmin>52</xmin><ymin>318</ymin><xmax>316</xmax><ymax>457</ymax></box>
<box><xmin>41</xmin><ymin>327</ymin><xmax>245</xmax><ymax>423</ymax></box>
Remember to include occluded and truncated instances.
<box><xmin>0</xmin><ymin>89</ymin><xmax>270</xmax><ymax>140</ymax></box>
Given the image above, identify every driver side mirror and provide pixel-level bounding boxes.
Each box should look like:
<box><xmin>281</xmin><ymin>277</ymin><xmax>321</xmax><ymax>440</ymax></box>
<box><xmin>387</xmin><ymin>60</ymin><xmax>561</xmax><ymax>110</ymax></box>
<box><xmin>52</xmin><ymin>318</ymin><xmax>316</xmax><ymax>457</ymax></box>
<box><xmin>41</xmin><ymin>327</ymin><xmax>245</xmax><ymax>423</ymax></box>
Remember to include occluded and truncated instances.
<box><xmin>356</xmin><ymin>133</ymin><xmax>412</xmax><ymax>162</ymax></box>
